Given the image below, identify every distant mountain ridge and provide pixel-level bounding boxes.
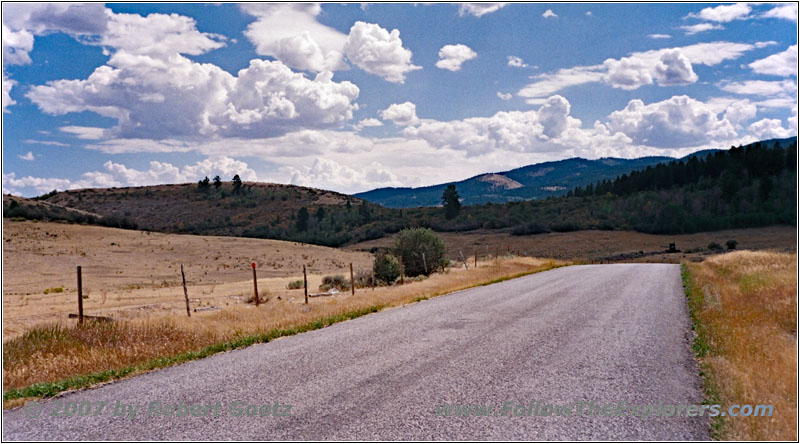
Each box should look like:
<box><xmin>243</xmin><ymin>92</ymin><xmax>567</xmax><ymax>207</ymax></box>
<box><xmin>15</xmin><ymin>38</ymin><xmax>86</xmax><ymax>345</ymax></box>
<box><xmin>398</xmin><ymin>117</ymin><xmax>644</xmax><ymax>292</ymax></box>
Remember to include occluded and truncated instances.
<box><xmin>354</xmin><ymin>140</ymin><xmax>799</xmax><ymax>208</ymax></box>
<box><xmin>355</xmin><ymin>155</ymin><xmax>677</xmax><ymax>208</ymax></box>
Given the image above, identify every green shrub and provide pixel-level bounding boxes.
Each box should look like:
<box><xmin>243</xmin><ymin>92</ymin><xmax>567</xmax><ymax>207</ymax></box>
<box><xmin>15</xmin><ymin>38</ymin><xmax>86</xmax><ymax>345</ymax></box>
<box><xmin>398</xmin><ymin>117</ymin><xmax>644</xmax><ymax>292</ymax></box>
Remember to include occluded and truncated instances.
<box><xmin>708</xmin><ymin>242</ymin><xmax>724</xmax><ymax>251</ymax></box>
<box><xmin>726</xmin><ymin>239</ymin><xmax>738</xmax><ymax>250</ymax></box>
<box><xmin>393</xmin><ymin>227</ymin><xmax>447</xmax><ymax>277</ymax></box>
<box><xmin>373</xmin><ymin>253</ymin><xmax>402</xmax><ymax>284</ymax></box>
<box><xmin>319</xmin><ymin>274</ymin><xmax>348</xmax><ymax>292</ymax></box>
<box><xmin>286</xmin><ymin>280</ymin><xmax>304</xmax><ymax>290</ymax></box>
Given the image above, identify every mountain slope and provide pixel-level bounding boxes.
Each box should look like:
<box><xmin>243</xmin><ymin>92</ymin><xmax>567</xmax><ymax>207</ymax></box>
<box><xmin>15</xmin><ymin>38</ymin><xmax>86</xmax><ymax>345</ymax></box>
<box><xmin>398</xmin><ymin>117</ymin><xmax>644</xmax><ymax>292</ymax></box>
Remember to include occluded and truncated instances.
<box><xmin>355</xmin><ymin>156</ymin><xmax>676</xmax><ymax>208</ymax></box>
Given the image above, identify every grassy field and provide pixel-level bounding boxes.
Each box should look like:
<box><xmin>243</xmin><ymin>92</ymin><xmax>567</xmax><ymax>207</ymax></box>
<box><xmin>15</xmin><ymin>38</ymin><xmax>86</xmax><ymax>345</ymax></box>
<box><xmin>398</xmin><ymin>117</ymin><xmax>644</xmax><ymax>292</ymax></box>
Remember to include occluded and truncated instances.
<box><xmin>349</xmin><ymin>225</ymin><xmax>796</xmax><ymax>263</ymax></box>
<box><xmin>2</xmin><ymin>220</ymin><xmax>373</xmax><ymax>337</ymax></box>
<box><xmin>683</xmin><ymin>251</ymin><xmax>797</xmax><ymax>440</ymax></box>
<box><xmin>2</xmin><ymin>220</ymin><xmax>567</xmax><ymax>404</ymax></box>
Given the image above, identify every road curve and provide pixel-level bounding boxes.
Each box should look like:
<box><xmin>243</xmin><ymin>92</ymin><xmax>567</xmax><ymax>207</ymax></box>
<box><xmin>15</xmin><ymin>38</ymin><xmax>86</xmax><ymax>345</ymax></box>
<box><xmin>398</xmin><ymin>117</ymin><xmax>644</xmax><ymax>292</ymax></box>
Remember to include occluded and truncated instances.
<box><xmin>3</xmin><ymin>264</ymin><xmax>708</xmax><ymax>440</ymax></box>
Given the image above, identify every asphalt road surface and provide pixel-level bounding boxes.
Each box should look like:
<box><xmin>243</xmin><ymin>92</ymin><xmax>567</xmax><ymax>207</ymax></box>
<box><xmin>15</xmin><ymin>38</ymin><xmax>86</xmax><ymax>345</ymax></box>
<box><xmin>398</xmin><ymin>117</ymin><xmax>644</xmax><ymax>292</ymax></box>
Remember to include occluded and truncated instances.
<box><xmin>3</xmin><ymin>264</ymin><xmax>708</xmax><ymax>440</ymax></box>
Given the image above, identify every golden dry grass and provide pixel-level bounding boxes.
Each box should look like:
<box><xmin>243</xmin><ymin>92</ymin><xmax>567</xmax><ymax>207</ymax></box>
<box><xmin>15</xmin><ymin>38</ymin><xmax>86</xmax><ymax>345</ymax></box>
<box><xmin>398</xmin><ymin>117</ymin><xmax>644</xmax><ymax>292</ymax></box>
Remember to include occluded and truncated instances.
<box><xmin>3</xmin><ymin>255</ymin><xmax>566</xmax><ymax>398</ymax></box>
<box><xmin>685</xmin><ymin>250</ymin><xmax>797</xmax><ymax>440</ymax></box>
<box><xmin>2</xmin><ymin>220</ymin><xmax>372</xmax><ymax>337</ymax></box>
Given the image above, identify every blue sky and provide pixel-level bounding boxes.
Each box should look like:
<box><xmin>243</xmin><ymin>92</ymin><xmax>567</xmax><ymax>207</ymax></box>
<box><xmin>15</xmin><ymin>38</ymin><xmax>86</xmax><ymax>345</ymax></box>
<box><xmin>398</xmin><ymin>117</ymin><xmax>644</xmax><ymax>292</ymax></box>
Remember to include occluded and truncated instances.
<box><xmin>2</xmin><ymin>2</ymin><xmax>797</xmax><ymax>197</ymax></box>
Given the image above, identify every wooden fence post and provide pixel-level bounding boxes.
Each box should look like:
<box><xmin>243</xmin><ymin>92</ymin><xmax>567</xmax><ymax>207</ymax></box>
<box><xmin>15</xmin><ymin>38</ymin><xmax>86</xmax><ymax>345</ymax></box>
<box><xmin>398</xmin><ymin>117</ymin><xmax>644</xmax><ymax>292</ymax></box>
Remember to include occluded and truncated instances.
<box><xmin>474</xmin><ymin>249</ymin><xmax>478</xmax><ymax>268</ymax></box>
<box><xmin>303</xmin><ymin>265</ymin><xmax>308</xmax><ymax>305</ymax></box>
<box><xmin>350</xmin><ymin>263</ymin><xmax>355</xmax><ymax>295</ymax></box>
<box><xmin>459</xmin><ymin>250</ymin><xmax>468</xmax><ymax>270</ymax></box>
<box><xmin>181</xmin><ymin>263</ymin><xmax>191</xmax><ymax>317</ymax></box>
<box><xmin>371</xmin><ymin>270</ymin><xmax>376</xmax><ymax>290</ymax></box>
<box><xmin>251</xmin><ymin>262</ymin><xmax>259</xmax><ymax>306</ymax></box>
<box><xmin>77</xmin><ymin>266</ymin><xmax>83</xmax><ymax>325</ymax></box>
<box><xmin>422</xmin><ymin>252</ymin><xmax>428</xmax><ymax>275</ymax></box>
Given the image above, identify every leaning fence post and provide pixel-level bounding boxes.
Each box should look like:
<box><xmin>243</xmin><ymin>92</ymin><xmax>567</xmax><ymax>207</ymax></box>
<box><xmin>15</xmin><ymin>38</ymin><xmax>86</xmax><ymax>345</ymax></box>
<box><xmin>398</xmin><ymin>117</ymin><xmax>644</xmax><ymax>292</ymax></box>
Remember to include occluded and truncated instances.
<box><xmin>422</xmin><ymin>252</ymin><xmax>428</xmax><ymax>275</ymax></box>
<box><xmin>252</xmin><ymin>262</ymin><xmax>259</xmax><ymax>306</ymax></box>
<box><xmin>459</xmin><ymin>250</ymin><xmax>469</xmax><ymax>270</ymax></box>
<box><xmin>77</xmin><ymin>266</ymin><xmax>83</xmax><ymax>325</ymax></box>
<box><xmin>303</xmin><ymin>265</ymin><xmax>308</xmax><ymax>305</ymax></box>
<box><xmin>350</xmin><ymin>263</ymin><xmax>355</xmax><ymax>295</ymax></box>
<box><xmin>181</xmin><ymin>263</ymin><xmax>191</xmax><ymax>317</ymax></box>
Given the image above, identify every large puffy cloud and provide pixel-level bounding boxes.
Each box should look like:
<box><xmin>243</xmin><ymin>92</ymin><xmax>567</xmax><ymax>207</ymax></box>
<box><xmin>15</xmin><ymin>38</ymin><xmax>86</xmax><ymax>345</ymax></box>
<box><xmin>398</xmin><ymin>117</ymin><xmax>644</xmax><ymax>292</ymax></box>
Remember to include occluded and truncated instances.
<box><xmin>402</xmin><ymin>95</ymin><xmax>585</xmax><ymax>156</ymax></box>
<box><xmin>606</xmin><ymin>95</ymin><xmax>737</xmax><ymax>148</ymax></box>
<box><xmin>686</xmin><ymin>3</ymin><xmax>751</xmax><ymax>22</ymax></box>
<box><xmin>343</xmin><ymin>21</ymin><xmax>421</xmax><ymax>83</ymax></box>
<box><xmin>240</xmin><ymin>4</ymin><xmax>347</xmax><ymax>73</ymax></box>
<box><xmin>285</xmin><ymin>157</ymin><xmax>401</xmax><ymax>193</ymax></box>
<box><xmin>458</xmin><ymin>4</ymin><xmax>506</xmax><ymax>17</ymax></box>
<box><xmin>519</xmin><ymin>41</ymin><xmax>761</xmax><ymax>102</ymax></box>
<box><xmin>604</xmin><ymin>49</ymin><xmax>697</xmax><ymax>90</ymax></box>
<box><xmin>27</xmin><ymin>52</ymin><xmax>359</xmax><ymax>139</ymax></box>
<box><xmin>98</xmin><ymin>11</ymin><xmax>225</xmax><ymax>57</ymax></box>
<box><xmin>2</xmin><ymin>156</ymin><xmax>257</xmax><ymax>195</ymax></box>
<box><xmin>435</xmin><ymin>44</ymin><xmax>477</xmax><ymax>71</ymax></box>
<box><xmin>380</xmin><ymin>102</ymin><xmax>419</xmax><ymax>126</ymax></box>
<box><xmin>749</xmin><ymin>45</ymin><xmax>798</xmax><ymax>77</ymax></box>
<box><xmin>706</xmin><ymin>98</ymin><xmax>758</xmax><ymax>127</ymax></box>
<box><xmin>748</xmin><ymin>118</ymin><xmax>796</xmax><ymax>140</ymax></box>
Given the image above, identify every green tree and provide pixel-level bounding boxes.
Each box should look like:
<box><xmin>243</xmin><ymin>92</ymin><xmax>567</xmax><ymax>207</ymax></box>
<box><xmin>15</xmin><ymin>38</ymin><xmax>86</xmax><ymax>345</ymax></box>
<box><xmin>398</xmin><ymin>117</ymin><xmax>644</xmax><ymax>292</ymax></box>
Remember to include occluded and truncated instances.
<box><xmin>296</xmin><ymin>207</ymin><xmax>309</xmax><ymax>232</ymax></box>
<box><xmin>373</xmin><ymin>253</ymin><xmax>402</xmax><ymax>284</ymax></box>
<box><xmin>315</xmin><ymin>206</ymin><xmax>326</xmax><ymax>222</ymax></box>
<box><xmin>197</xmin><ymin>176</ymin><xmax>210</xmax><ymax>191</ymax></box>
<box><xmin>213</xmin><ymin>175</ymin><xmax>222</xmax><ymax>189</ymax></box>
<box><xmin>232</xmin><ymin>174</ymin><xmax>242</xmax><ymax>193</ymax></box>
<box><xmin>393</xmin><ymin>227</ymin><xmax>447</xmax><ymax>277</ymax></box>
<box><xmin>442</xmin><ymin>184</ymin><xmax>461</xmax><ymax>220</ymax></box>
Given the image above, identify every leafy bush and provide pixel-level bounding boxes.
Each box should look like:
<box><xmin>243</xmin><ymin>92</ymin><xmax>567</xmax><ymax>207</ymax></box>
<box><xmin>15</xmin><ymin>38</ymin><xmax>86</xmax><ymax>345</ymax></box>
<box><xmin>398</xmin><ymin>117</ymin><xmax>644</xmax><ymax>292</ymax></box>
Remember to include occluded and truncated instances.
<box><xmin>726</xmin><ymin>239</ymin><xmax>739</xmax><ymax>250</ymax></box>
<box><xmin>393</xmin><ymin>227</ymin><xmax>447</xmax><ymax>277</ymax></box>
<box><xmin>286</xmin><ymin>280</ymin><xmax>304</xmax><ymax>290</ymax></box>
<box><xmin>319</xmin><ymin>274</ymin><xmax>348</xmax><ymax>292</ymax></box>
<box><xmin>708</xmin><ymin>242</ymin><xmax>724</xmax><ymax>251</ymax></box>
<box><xmin>373</xmin><ymin>253</ymin><xmax>402</xmax><ymax>284</ymax></box>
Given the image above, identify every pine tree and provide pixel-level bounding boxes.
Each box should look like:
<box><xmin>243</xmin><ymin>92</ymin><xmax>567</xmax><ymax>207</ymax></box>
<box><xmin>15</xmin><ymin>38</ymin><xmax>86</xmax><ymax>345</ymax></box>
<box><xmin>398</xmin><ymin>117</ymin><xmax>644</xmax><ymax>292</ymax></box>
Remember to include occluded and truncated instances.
<box><xmin>442</xmin><ymin>184</ymin><xmax>461</xmax><ymax>220</ymax></box>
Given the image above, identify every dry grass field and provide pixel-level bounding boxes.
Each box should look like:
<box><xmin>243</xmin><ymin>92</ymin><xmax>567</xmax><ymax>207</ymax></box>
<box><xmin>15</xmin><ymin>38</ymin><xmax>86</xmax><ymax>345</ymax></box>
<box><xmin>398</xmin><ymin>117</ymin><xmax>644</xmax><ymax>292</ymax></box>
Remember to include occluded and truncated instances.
<box><xmin>2</xmin><ymin>219</ymin><xmax>373</xmax><ymax>338</ymax></box>
<box><xmin>684</xmin><ymin>251</ymin><xmax>797</xmax><ymax>441</ymax></box>
<box><xmin>348</xmin><ymin>225</ymin><xmax>796</xmax><ymax>263</ymax></box>
<box><xmin>2</xmin><ymin>218</ymin><xmax>565</xmax><ymax>401</ymax></box>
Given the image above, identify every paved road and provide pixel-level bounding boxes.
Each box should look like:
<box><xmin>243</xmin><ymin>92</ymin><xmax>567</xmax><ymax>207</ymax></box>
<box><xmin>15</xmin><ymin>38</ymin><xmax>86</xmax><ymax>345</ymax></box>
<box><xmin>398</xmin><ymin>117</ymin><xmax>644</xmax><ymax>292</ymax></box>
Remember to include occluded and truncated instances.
<box><xmin>3</xmin><ymin>264</ymin><xmax>708</xmax><ymax>440</ymax></box>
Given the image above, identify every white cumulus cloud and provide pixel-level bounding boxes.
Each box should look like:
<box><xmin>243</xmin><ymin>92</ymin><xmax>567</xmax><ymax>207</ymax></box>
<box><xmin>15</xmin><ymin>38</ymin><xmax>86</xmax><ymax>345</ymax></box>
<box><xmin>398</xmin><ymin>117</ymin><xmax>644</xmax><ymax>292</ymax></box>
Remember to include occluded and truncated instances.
<box><xmin>380</xmin><ymin>102</ymin><xmax>420</xmax><ymax>126</ymax></box>
<box><xmin>435</xmin><ymin>44</ymin><xmax>477</xmax><ymax>71</ymax></box>
<box><xmin>748</xmin><ymin>118</ymin><xmax>795</xmax><ymax>139</ymax></box>
<box><xmin>344</xmin><ymin>21</ymin><xmax>421</xmax><ymax>84</ymax></box>
<box><xmin>542</xmin><ymin>9</ymin><xmax>557</xmax><ymax>18</ymax></box>
<box><xmin>606</xmin><ymin>95</ymin><xmax>737</xmax><ymax>148</ymax></box>
<box><xmin>240</xmin><ymin>4</ymin><xmax>347</xmax><ymax>73</ymax></box>
<box><xmin>686</xmin><ymin>3</ymin><xmax>751</xmax><ymax>22</ymax></box>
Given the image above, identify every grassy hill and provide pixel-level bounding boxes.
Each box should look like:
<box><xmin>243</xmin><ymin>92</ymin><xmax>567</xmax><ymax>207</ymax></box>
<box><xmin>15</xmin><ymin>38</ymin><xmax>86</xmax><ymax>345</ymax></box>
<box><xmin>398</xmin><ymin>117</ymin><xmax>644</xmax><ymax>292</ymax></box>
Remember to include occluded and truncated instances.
<box><xmin>41</xmin><ymin>182</ymin><xmax>394</xmax><ymax>246</ymax></box>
